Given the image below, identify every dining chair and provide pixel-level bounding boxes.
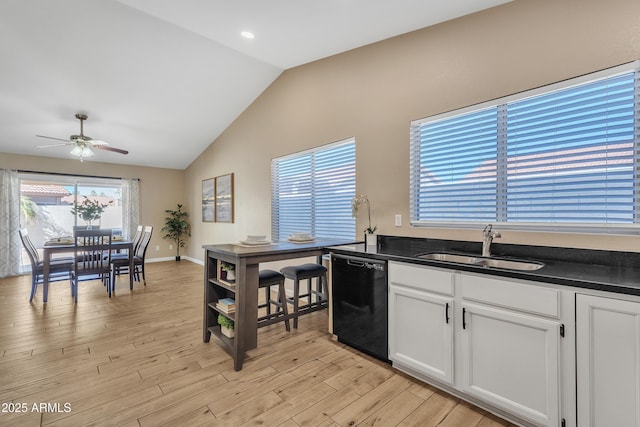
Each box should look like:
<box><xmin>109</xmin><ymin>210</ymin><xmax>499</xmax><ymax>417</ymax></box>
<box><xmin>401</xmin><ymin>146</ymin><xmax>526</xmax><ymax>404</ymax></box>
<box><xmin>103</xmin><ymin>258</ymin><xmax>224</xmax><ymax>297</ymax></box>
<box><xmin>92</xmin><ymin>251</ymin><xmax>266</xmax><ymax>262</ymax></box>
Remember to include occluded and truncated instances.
<box><xmin>19</xmin><ymin>228</ymin><xmax>74</xmax><ymax>302</ymax></box>
<box><xmin>110</xmin><ymin>225</ymin><xmax>153</xmax><ymax>294</ymax></box>
<box><xmin>110</xmin><ymin>225</ymin><xmax>143</xmax><ymax>263</ymax></box>
<box><xmin>72</xmin><ymin>228</ymin><xmax>113</xmax><ymax>302</ymax></box>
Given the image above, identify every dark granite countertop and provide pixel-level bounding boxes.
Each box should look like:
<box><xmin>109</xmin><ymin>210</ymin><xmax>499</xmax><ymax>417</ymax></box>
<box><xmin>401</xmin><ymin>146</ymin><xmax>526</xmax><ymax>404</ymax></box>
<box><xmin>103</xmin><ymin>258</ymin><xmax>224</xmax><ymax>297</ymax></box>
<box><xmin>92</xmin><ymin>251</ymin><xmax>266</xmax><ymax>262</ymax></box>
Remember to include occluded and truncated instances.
<box><xmin>328</xmin><ymin>236</ymin><xmax>640</xmax><ymax>296</ymax></box>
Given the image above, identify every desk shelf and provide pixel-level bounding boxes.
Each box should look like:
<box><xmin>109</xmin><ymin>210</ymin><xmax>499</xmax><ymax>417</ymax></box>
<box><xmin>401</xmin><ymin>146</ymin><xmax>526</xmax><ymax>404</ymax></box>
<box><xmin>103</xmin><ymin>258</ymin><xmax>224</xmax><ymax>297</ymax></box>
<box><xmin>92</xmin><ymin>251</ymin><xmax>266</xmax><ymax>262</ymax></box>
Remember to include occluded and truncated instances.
<box><xmin>204</xmin><ymin>253</ymin><xmax>241</xmax><ymax>365</ymax></box>
<box><xmin>207</xmin><ymin>302</ymin><xmax>236</xmax><ymax>321</ymax></box>
<box><xmin>206</xmin><ymin>326</ymin><xmax>234</xmax><ymax>354</ymax></box>
<box><xmin>208</xmin><ymin>278</ymin><xmax>236</xmax><ymax>293</ymax></box>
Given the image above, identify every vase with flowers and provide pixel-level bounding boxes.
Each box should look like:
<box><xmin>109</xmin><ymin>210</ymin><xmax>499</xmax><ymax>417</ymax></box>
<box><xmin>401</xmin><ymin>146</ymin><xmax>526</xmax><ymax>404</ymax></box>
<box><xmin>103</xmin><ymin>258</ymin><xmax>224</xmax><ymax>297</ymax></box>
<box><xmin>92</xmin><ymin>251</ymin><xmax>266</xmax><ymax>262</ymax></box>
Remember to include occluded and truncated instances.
<box><xmin>71</xmin><ymin>196</ymin><xmax>113</xmax><ymax>229</ymax></box>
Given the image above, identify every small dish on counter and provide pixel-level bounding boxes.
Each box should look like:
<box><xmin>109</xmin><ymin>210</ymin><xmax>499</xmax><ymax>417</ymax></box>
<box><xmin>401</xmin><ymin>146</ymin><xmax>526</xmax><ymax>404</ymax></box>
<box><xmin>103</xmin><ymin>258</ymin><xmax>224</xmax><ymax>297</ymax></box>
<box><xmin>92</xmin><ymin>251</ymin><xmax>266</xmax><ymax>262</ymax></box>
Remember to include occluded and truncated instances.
<box><xmin>288</xmin><ymin>235</ymin><xmax>315</xmax><ymax>243</ymax></box>
<box><xmin>238</xmin><ymin>239</ymin><xmax>272</xmax><ymax>246</ymax></box>
<box><xmin>290</xmin><ymin>232</ymin><xmax>311</xmax><ymax>240</ymax></box>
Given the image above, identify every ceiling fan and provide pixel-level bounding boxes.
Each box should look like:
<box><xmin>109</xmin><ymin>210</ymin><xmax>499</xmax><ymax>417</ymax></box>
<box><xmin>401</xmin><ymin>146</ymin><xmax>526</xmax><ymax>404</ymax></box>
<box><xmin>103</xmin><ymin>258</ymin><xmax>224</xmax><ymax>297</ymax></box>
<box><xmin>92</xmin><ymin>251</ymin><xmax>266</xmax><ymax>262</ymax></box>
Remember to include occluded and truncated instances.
<box><xmin>36</xmin><ymin>113</ymin><xmax>129</xmax><ymax>161</ymax></box>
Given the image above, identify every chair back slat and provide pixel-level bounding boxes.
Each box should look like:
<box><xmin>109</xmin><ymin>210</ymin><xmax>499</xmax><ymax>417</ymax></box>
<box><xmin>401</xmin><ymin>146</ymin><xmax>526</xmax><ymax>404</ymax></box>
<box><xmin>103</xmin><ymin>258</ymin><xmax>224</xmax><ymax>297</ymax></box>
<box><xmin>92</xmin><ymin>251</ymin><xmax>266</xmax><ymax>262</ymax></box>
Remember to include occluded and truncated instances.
<box><xmin>74</xmin><ymin>229</ymin><xmax>113</xmax><ymax>276</ymax></box>
<box><xmin>135</xmin><ymin>226</ymin><xmax>153</xmax><ymax>259</ymax></box>
<box><xmin>130</xmin><ymin>225</ymin><xmax>144</xmax><ymax>253</ymax></box>
<box><xmin>19</xmin><ymin>228</ymin><xmax>40</xmax><ymax>267</ymax></box>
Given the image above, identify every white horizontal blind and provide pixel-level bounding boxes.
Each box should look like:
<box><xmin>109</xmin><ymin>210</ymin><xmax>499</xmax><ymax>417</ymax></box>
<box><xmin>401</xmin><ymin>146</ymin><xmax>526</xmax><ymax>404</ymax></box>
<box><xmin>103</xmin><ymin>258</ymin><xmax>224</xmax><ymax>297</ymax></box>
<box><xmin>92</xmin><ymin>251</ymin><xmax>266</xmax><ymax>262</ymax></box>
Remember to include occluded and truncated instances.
<box><xmin>410</xmin><ymin>62</ymin><xmax>640</xmax><ymax>231</ymax></box>
<box><xmin>411</xmin><ymin>107</ymin><xmax>498</xmax><ymax>221</ymax></box>
<box><xmin>271</xmin><ymin>139</ymin><xmax>356</xmax><ymax>240</ymax></box>
<box><xmin>506</xmin><ymin>73</ymin><xmax>637</xmax><ymax>223</ymax></box>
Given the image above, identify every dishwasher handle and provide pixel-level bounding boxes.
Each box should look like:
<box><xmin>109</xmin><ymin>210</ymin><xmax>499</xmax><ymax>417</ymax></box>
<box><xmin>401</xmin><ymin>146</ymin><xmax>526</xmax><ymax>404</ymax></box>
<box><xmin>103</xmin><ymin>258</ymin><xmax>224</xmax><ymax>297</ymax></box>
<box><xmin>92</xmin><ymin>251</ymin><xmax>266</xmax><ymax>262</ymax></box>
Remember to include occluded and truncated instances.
<box><xmin>347</xmin><ymin>258</ymin><xmax>365</xmax><ymax>267</ymax></box>
<box><xmin>333</xmin><ymin>254</ymin><xmax>386</xmax><ymax>271</ymax></box>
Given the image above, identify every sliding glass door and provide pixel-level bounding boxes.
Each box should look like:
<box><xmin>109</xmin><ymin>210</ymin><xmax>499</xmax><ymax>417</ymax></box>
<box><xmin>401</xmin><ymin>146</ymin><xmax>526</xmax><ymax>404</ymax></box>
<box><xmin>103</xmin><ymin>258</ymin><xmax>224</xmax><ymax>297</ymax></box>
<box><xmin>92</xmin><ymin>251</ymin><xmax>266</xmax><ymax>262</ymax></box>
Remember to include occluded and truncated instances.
<box><xmin>19</xmin><ymin>173</ymin><xmax>123</xmax><ymax>272</ymax></box>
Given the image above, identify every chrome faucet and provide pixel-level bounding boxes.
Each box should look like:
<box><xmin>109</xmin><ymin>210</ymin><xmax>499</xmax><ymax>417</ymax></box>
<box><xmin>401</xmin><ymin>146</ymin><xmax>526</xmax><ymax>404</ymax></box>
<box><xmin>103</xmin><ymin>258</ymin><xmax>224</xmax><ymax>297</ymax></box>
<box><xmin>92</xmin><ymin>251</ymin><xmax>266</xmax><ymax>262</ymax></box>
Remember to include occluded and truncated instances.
<box><xmin>482</xmin><ymin>224</ymin><xmax>501</xmax><ymax>257</ymax></box>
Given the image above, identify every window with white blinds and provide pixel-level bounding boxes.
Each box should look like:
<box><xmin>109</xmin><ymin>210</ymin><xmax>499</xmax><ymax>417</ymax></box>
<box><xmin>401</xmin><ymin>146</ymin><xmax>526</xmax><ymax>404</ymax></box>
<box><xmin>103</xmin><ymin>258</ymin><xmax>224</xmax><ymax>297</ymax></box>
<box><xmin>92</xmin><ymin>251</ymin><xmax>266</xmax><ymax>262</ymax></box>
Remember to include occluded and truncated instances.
<box><xmin>271</xmin><ymin>139</ymin><xmax>356</xmax><ymax>240</ymax></box>
<box><xmin>410</xmin><ymin>61</ymin><xmax>640</xmax><ymax>232</ymax></box>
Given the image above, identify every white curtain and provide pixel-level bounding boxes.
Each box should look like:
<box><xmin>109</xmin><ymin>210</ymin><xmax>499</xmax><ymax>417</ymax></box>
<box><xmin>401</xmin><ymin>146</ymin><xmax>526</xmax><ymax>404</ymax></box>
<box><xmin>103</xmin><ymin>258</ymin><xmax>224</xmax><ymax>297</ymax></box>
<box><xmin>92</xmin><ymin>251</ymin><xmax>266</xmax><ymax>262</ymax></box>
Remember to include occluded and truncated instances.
<box><xmin>121</xmin><ymin>178</ymin><xmax>140</xmax><ymax>240</ymax></box>
<box><xmin>0</xmin><ymin>169</ymin><xmax>21</xmax><ymax>278</ymax></box>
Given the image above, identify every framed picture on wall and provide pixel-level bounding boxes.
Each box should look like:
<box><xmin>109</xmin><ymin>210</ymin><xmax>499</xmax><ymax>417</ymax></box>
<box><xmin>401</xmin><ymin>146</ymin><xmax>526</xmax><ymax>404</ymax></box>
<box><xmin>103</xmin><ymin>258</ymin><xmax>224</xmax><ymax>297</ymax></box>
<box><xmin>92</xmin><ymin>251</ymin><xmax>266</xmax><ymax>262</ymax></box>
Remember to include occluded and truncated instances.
<box><xmin>202</xmin><ymin>178</ymin><xmax>215</xmax><ymax>222</ymax></box>
<box><xmin>215</xmin><ymin>173</ymin><xmax>234</xmax><ymax>223</ymax></box>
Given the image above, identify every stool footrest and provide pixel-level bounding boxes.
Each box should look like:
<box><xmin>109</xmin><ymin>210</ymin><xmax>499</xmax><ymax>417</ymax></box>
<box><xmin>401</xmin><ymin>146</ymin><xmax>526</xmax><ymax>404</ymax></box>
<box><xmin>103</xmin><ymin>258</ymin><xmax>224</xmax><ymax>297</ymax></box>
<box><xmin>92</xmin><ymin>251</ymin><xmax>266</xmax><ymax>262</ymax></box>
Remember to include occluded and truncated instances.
<box><xmin>258</xmin><ymin>312</ymin><xmax>295</xmax><ymax>328</ymax></box>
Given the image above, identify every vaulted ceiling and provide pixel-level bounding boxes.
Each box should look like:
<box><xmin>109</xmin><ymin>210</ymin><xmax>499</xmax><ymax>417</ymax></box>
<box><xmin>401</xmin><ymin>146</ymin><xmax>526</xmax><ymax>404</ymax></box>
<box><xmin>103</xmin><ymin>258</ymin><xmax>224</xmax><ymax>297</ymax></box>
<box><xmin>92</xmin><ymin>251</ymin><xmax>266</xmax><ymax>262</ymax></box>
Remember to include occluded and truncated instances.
<box><xmin>0</xmin><ymin>0</ymin><xmax>510</xmax><ymax>169</ymax></box>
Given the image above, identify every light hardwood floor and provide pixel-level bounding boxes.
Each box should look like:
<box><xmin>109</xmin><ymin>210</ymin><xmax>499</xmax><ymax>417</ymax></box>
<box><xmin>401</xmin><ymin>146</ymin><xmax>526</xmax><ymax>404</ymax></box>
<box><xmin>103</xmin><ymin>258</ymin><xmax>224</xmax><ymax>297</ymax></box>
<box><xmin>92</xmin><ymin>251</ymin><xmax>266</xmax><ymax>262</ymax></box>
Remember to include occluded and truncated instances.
<box><xmin>0</xmin><ymin>261</ymin><xmax>513</xmax><ymax>426</ymax></box>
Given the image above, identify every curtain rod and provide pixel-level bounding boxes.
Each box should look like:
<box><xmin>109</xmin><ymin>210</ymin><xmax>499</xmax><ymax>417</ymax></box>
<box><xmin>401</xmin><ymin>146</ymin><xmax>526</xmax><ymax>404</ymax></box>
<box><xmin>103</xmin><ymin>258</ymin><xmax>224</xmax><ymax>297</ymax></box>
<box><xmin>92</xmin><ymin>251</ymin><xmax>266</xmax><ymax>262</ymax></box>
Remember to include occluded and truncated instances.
<box><xmin>17</xmin><ymin>169</ymin><xmax>140</xmax><ymax>181</ymax></box>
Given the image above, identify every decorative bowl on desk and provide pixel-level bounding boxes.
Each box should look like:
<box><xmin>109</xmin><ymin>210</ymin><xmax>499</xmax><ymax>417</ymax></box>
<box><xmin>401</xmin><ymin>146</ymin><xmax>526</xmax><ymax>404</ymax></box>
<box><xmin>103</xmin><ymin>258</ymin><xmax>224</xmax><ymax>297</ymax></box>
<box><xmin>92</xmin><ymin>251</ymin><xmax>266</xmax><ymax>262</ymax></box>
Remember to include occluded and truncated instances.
<box><xmin>288</xmin><ymin>233</ymin><xmax>314</xmax><ymax>242</ymax></box>
<box><xmin>239</xmin><ymin>235</ymin><xmax>271</xmax><ymax>246</ymax></box>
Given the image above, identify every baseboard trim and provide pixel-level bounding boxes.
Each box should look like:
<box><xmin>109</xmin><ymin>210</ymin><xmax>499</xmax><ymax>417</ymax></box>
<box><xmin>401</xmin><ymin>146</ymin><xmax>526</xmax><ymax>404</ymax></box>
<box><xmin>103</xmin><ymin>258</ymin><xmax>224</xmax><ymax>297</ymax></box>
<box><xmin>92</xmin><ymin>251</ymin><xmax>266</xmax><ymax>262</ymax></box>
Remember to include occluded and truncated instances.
<box><xmin>146</xmin><ymin>256</ymin><xmax>203</xmax><ymax>265</ymax></box>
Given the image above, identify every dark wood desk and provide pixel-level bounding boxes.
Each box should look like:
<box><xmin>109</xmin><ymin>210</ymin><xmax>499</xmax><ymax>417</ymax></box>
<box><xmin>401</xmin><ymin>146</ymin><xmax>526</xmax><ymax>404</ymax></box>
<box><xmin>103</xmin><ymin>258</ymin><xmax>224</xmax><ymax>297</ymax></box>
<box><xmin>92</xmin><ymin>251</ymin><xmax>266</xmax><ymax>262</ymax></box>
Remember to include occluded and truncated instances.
<box><xmin>203</xmin><ymin>238</ymin><xmax>353</xmax><ymax>371</ymax></box>
<box><xmin>42</xmin><ymin>240</ymin><xmax>134</xmax><ymax>303</ymax></box>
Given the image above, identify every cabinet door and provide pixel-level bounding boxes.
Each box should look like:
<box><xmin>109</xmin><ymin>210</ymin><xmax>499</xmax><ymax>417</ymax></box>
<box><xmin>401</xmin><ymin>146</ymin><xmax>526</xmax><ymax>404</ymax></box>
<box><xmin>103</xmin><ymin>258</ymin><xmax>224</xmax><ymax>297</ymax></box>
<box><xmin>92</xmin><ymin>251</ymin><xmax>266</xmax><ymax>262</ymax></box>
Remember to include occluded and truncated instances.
<box><xmin>460</xmin><ymin>302</ymin><xmax>560</xmax><ymax>427</ymax></box>
<box><xmin>576</xmin><ymin>294</ymin><xmax>640</xmax><ymax>427</ymax></box>
<box><xmin>389</xmin><ymin>283</ymin><xmax>454</xmax><ymax>384</ymax></box>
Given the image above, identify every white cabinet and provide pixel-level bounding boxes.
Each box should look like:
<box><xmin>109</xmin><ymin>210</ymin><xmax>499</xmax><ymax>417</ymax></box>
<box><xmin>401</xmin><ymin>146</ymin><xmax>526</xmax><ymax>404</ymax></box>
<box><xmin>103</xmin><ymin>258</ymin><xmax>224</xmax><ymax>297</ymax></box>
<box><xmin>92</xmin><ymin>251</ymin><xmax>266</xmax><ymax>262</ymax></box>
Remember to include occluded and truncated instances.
<box><xmin>459</xmin><ymin>273</ymin><xmax>562</xmax><ymax>427</ymax></box>
<box><xmin>459</xmin><ymin>302</ymin><xmax>561</xmax><ymax>426</ymax></box>
<box><xmin>576</xmin><ymin>294</ymin><xmax>640</xmax><ymax>427</ymax></box>
<box><xmin>388</xmin><ymin>262</ymin><xmax>567</xmax><ymax>426</ymax></box>
<box><xmin>388</xmin><ymin>261</ymin><xmax>454</xmax><ymax>385</ymax></box>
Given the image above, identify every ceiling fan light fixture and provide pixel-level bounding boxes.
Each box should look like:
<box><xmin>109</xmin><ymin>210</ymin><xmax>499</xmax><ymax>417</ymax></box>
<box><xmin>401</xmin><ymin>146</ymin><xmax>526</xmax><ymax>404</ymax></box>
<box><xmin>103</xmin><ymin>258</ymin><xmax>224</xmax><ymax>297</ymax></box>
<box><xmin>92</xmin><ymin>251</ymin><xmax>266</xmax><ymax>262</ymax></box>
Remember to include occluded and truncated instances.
<box><xmin>70</xmin><ymin>145</ymin><xmax>83</xmax><ymax>157</ymax></box>
<box><xmin>70</xmin><ymin>145</ymin><xmax>95</xmax><ymax>159</ymax></box>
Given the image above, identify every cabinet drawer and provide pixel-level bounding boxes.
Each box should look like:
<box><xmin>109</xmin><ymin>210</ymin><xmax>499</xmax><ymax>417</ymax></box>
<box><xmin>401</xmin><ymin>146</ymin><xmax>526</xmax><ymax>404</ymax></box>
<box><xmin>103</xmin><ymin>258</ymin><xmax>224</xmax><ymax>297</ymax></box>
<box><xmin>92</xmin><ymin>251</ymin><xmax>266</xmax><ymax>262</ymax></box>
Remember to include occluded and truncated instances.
<box><xmin>389</xmin><ymin>261</ymin><xmax>454</xmax><ymax>296</ymax></box>
<box><xmin>460</xmin><ymin>273</ymin><xmax>559</xmax><ymax>318</ymax></box>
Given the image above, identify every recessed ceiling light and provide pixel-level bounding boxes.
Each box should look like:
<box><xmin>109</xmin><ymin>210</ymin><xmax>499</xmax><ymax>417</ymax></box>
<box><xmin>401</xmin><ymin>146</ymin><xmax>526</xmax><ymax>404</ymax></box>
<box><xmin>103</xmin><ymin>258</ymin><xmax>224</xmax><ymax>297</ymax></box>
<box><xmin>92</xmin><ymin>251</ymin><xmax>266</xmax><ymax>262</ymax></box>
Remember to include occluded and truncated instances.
<box><xmin>241</xmin><ymin>31</ymin><xmax>255</xmax><ymax>40</ymax></box>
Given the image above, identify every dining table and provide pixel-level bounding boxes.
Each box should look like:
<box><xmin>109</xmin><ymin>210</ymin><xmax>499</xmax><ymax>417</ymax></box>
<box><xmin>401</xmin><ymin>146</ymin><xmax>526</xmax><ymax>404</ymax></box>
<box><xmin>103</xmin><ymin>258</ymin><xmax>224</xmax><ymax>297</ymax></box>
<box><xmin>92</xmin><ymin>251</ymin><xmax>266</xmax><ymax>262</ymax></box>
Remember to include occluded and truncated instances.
<box><xmin>42</xmin><ymin>238</ymin><xmax>134</xmax><ymax>303</ymax></box>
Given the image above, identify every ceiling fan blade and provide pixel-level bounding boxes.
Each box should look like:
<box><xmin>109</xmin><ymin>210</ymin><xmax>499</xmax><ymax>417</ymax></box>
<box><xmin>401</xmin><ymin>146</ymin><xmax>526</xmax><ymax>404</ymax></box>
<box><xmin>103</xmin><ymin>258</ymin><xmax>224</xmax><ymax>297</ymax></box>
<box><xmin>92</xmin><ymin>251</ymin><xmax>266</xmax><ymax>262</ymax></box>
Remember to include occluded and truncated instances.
<box><xmin>94</xmin><ymin>145</ymin><xmax>128</xmax><ymax>155</ymax></box>
<box><xmin>89</xmin><ymin>140</ymin><xmax>109</xmax><ymax>146</ymax></box>
<box><xmin>36</xmin><ymin>135</ymin><xmax>70</xmax><ymax>143</ymax></box>
<box><xmin>36</xmin><ymin>143</ymin><xmax>73</xmax><ymax>148</ymax></box>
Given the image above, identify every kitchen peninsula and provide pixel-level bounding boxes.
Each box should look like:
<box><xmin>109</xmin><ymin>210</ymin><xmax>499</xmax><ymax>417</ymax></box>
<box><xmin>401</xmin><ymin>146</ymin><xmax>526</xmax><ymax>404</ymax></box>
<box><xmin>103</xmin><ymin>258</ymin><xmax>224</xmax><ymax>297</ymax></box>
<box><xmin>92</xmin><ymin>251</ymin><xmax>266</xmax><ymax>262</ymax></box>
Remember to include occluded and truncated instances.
<box><xmin>203</xmin><ymin>238</ymin><xmax>352</xmax><ymax>371</ymax></box>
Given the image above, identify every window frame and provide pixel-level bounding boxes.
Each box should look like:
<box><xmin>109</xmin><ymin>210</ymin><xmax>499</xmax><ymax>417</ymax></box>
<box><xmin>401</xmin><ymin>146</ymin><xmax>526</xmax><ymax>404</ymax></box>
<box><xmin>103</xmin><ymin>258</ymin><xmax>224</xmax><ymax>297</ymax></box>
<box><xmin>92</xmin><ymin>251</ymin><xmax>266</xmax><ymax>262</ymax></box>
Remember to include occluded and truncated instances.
<box><xmin>410</xmin><ymin>60</ymin><xmax>640</xmax><ymax>234</ymax></box>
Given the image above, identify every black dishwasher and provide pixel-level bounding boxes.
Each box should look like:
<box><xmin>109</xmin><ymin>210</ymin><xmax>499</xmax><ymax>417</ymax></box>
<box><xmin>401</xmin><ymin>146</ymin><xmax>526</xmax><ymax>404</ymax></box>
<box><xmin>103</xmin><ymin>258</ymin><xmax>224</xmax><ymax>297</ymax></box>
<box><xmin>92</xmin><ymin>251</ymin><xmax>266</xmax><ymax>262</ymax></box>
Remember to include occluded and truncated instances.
<box><xmin>331</xmin><ymin>253</ymin><xmax>389</xmax><ymax>363</ymax></box>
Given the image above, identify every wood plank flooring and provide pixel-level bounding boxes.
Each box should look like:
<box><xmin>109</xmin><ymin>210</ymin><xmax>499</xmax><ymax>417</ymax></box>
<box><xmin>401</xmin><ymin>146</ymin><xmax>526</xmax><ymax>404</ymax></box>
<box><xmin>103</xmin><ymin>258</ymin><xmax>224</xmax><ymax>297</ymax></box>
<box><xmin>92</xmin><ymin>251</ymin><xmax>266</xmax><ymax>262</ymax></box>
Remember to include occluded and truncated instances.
<box><xmin>0</xmin><ymin>261</ymin><xmax>513</xmax><ymax>426</ymax></box>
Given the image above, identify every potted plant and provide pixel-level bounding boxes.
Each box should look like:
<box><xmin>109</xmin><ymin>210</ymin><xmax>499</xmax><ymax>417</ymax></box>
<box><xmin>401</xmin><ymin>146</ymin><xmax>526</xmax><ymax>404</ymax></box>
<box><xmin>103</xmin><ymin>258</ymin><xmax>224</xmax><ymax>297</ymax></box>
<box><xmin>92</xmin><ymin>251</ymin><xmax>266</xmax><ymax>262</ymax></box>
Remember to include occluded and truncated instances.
<box><xmin>220</xmin><ymin>261</ymin><xmax>236</xmax><ymax>281</ymax></box>
<box><xmin>71</xmin><ymin>196</ymin><xmax>113</xmax><ymax>228</ymax></box>
<box><xmin>161</xmin><ymin>203</ymin><xmax>191</xmax><ymax>261</ymax></box>
<box><xmin>351</xmin><ymin>194</ymin><xmax>377</xmax><ymax>247</ymax></box>
<box><xmin>217</xmin><ymin>314</ymin><xmax>234</xmax><ymax>338</ymax></box>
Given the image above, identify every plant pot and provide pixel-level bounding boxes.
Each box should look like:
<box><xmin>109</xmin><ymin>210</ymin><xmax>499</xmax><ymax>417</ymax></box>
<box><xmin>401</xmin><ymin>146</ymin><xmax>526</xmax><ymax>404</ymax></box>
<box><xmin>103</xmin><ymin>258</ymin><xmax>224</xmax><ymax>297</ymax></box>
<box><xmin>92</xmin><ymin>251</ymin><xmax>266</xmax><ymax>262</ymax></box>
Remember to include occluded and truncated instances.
<box><xmin>226</xmin><ymin>270</ymin><xmax>235</xmax><ymax>281</ymax></box>
<box><xmin>175</xmin><ymin>256</ymin><xmax>181</xmax><ymax>261</ymax></box>
<box><xmin>221</xmin><ymin>325</ymin><xmax>235</xmax><ymax>338</ymax></box>
<box><xmin>365</xmin><ymin>233</ymin><xmax>377</xmax><ymax>252</ymax></box>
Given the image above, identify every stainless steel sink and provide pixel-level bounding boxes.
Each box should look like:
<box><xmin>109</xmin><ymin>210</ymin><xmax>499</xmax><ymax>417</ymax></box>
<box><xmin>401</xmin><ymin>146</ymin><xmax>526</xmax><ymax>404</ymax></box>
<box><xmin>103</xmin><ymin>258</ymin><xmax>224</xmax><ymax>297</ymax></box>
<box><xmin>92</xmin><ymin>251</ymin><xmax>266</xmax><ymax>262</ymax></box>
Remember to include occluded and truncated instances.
<box><xmin>417</xmin><ymin>252</ymin><xmax>544</xmax><ymax>271</ymax></box>
<box><xmin>474</xmin><ymin>257</ymin><xmax>544</xmax><ymax>271</ymax></box>
<box><xmin>419</xmin><ymin>253</ymin><xmax>481</xmax><ymax>264</ymax></box>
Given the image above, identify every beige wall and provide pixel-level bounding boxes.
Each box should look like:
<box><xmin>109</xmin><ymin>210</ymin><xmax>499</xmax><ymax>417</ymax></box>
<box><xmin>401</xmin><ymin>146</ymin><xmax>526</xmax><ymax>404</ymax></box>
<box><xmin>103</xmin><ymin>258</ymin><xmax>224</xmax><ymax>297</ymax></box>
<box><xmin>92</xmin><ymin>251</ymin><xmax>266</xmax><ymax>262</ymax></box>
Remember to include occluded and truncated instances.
<box><xmin>1</xmin><ymin>152</ymin><xmax>187</xmax><ymax>260</ymax></box>
<box><xmin>185</xmin><ymin>0</ymin><xmax>640</xmax><ymax>260</ymax></box>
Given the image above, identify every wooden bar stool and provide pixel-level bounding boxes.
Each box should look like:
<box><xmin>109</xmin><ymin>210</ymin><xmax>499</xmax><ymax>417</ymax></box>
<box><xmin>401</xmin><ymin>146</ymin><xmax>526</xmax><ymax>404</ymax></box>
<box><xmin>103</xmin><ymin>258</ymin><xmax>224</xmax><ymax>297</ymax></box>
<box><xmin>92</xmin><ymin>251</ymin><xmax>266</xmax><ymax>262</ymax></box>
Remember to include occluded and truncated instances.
<box><xmin>280</xmin><ymin>263</ymin><xmax>328</xmax><ymax>328</ymax></box>
<box><xmin>257</xmin><ymin>269</ymin><xmax>291</xmax><ymax>331</ymax></box>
